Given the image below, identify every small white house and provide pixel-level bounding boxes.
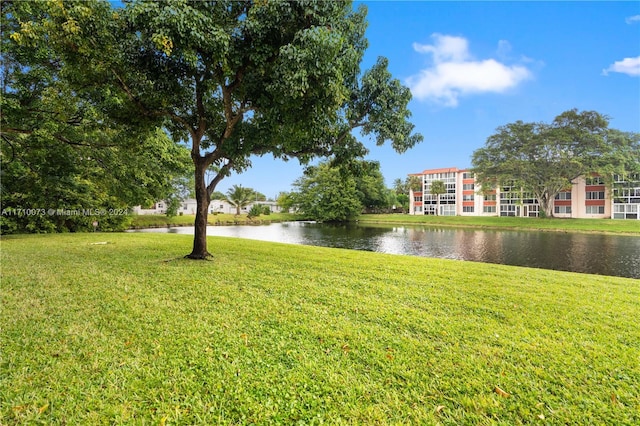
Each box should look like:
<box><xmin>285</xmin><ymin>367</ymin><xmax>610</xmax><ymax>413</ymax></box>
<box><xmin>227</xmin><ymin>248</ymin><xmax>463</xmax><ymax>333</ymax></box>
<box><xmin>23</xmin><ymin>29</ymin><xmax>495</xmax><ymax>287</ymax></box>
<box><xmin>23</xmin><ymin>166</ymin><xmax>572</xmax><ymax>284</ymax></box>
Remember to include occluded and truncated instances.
<box><xmin>132</xmin><ymin>201</ymin><xmax>169</xmax><ymax>215</ymax></box>
<box><xmin>132</xmin><ymin>199</ymin><xmax>282</xmax><ymax>215</ymax></box>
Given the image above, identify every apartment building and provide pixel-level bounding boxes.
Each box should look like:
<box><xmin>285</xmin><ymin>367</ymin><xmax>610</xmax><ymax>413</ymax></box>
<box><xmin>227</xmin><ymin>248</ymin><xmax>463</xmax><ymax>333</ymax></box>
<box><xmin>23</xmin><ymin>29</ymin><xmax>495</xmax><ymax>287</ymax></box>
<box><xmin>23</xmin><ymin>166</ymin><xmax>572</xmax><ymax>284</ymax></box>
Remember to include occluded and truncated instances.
<box><xmin>409</xmin><ymin>167</ymin><xmax>639</xmax><ymax>219</ymax></box>
<box><xmin>613</xmin><ymin>173</ymin><xmax>640</xmax><ymax>219</ymax></box>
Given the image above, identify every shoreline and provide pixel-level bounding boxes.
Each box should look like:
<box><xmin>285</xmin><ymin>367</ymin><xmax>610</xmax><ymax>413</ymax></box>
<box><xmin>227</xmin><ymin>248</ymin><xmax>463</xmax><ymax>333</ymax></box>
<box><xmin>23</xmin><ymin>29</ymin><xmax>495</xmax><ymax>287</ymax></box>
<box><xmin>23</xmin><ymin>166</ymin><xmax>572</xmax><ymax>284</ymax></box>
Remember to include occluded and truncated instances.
<box><xmin>128</xmin><ymin>214</ymin><xmax>640</xmax><ymax>236</ymax></box>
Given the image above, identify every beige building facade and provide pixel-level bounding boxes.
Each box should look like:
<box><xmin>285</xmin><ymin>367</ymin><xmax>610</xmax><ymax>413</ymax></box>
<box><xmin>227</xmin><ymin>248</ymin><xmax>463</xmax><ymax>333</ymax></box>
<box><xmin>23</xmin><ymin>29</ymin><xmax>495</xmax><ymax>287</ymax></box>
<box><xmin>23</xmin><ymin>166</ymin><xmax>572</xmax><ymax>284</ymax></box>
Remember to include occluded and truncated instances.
<box><xmin>409</xmin><ymin>168</ymin><xmax>639</xmax><ymax>220</ymax></box>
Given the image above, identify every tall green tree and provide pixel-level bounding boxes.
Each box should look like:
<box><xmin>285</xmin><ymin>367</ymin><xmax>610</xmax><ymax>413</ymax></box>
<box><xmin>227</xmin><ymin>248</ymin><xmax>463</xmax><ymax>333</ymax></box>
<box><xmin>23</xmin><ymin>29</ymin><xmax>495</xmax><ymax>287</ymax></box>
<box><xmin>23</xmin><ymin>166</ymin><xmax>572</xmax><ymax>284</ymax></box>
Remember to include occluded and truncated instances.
<box><xmin>8</xmin><ymin>0</ymin><xmax>422</xmax><ymax>258</ymax></box>
<box><xmin>395</xmin><ymin>193</ymin><xmax>410</xmax><ymax>213</ymax></box>
<box><xmin>472</xmin><ymin>109</ymin><xmax>640</xmax><ymax>217</ymax></box>
<box><xmin>429</xmin><ymin>180</ymin><xmax>446</xmax><ymax>216</ymax></box>
<box><xmin>407</xmin><ymin>175</ymin><xmax>423</xmax><ymax>193</ymax></box>
<box><xmin>392</xmin><ymin>175</ymin><xmax>422</xmax><ymax>212</ymax></box>
<box><xmin>290</xmin><ymin>162</ymin><xmax>362</xmax><ymax>222</ymax></box>
<box><xmin>354</xmin><ymin>161</ymin><xmax>389</xmax><ymax>212</ymax></box>
<box><xmin>251</xmin><ymin>191</ymin><xmax>267</xmax><ymax>202</ymax></box>
<box><xmin>290</xmin><ymin>160</ymin><xmax>389</xmax><ymax>221</ymax></box>
<box><xmin>276</xmin><ymin>192</ymin><xmax>295</xmax><ymax>213</ymax></box>
<box><xmin>392</xmin><ymin>178</ymin><xmax>405</xmax><ymax>195</ymax></box>
<box><xmin>1</xmin><ymin>2</ymin><xmax>190</xmax><ymax>233</ymax></box>
<box><xmin>225</xmin><ymin>185</ymin><xmax>254</xmax><ymax>216</ymax></box>
<box><xmin>393</xmin><ymin>175</ymin><xmax>422</xmax><ymax>195</ymax></box>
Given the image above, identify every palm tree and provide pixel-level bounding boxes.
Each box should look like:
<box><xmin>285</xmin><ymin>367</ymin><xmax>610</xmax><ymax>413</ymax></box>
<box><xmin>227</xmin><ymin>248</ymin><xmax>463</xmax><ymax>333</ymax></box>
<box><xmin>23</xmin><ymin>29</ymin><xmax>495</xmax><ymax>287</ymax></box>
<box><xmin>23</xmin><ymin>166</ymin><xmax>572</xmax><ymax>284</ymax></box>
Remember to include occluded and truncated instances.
<box><xmin>393</xmin><ymin>178</ymin><xmax>405</xmax><ymax>195</ymax></box>
<box><xmin>226</xmin><ymin>185</ymin><xmax>253</xmax><ymax>216</ymax></box>
<box><xmin>407</xmin><ymin>175</ymin><xmax>422</xmax><ymax>193</ymax></box>
<box><xmin>430</xmin><ymin>180</ymin><xmax>446</xmax><ymax>215</ymax></box>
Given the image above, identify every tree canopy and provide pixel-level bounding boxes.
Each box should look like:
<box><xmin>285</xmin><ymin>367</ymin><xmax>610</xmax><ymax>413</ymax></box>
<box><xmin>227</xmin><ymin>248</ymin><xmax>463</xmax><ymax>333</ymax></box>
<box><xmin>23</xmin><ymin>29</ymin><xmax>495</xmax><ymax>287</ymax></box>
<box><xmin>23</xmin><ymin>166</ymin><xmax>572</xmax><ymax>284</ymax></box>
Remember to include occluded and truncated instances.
<box><xmin>290</xmin><ymin>160</ymin><xmax>390</xmax><ymax>221</ymax></box>
<box><xmin>225</xmin><ymin>185</ymin><xmax>256</xmax><ymax>216</ymax></box>
<box><xmin>391</xmin><ymin>175</ymin><xmax>422</xmax><ymax>212</ymax></box>
<box><xmin>393</xmin><ymin>175</ymin><xmax>422</xmax><ymax>195</ymax></box>
<box><xmin>471</xmin><ymin>109</ymin><xmax>640</xmax><ymax>217</ymax></box>
<box><xmin>6</xmin><ymin>0</ymin><xmax>422</xmax><ymax>256</ymax></box>
<box><xmin>1</xmin><ymin>1</ymin><xmax>190</xmax><ymax>233</ymax></box>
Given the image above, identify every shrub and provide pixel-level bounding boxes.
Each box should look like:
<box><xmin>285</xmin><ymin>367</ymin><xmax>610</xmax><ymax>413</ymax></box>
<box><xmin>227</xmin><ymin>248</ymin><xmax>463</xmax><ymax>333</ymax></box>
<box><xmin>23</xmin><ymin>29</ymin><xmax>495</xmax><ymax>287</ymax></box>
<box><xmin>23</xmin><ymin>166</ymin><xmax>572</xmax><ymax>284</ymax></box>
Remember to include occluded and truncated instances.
<box><xmin>248</xmin><ymin>204</ymin><xmax>263</xmax><ymax>218</ymax></box>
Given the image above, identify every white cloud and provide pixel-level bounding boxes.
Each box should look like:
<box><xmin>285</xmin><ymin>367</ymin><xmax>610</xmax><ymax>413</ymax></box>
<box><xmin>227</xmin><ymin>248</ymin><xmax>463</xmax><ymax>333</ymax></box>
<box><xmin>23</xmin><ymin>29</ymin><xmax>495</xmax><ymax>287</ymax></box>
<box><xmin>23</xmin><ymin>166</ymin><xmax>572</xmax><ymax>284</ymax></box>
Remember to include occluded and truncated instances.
<box><xmin>407</xmin><ymin>34</ymin><xmax>532</xmax><ymax>107</ymax></box>
<box><xmin>625</xmin><ymin>15</ymin><xmax>640</xmax><ymax>24</ymax></box>
<box><xmin>413</xmin><ymin>35</ymin><xmax>470</xmax><ymax>62</ymax></box>
<box><xmin>603</xmin><ymin>56</ymin><xmax>640</xmax><ymax>76</ymax></box>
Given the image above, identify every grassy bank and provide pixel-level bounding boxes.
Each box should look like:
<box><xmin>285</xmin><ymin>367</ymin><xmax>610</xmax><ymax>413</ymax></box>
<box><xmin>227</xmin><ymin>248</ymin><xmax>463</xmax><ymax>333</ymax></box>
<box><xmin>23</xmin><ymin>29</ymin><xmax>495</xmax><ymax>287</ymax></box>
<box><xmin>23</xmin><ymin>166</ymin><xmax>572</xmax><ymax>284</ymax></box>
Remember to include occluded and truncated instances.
<box><xmin>357</xmin><ymin>214</ymin><xmax>640</xmax><ymax>235</ymax></box>
<box><xmin>2</xmin><ymin>233</ymin><xmax>639</xmax><ymax>424</ymax></box>
<box><xmin>130</xmin><ymin>212</ymin><xmax>640</xmax><ymax>236</ymax></box>
<box><xmin>130</xmin><ymin>212</ymin><xmax>300</xmax><ymax>228</ymax></box>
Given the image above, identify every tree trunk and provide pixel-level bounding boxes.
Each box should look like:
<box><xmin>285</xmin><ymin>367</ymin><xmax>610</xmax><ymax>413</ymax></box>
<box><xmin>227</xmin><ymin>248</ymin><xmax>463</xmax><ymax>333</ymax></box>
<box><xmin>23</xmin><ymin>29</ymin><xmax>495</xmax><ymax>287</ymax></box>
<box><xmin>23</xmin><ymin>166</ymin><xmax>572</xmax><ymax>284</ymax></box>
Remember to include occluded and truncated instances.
<box><xmin>186</xmin><ymin>160</ymin><xmax>212</xmax><ymax>259</ymax></box>
<box><xmin>539</xmin><ymin>193</ymin><xmax>554</xmax><ymax>218</ymax></box>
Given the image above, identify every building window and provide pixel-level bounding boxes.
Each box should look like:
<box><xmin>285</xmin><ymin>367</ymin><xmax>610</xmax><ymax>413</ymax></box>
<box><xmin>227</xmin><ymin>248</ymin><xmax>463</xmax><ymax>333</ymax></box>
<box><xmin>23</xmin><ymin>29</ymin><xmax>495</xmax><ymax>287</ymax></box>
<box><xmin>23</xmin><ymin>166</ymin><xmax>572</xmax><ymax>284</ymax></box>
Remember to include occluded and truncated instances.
<box><xmin>441</xmin><ymin>205</ymin><xmax>456</xmax><ymax>216</ymax></box>
<box><xmin>585</xmin><ymin>176</ymin><xmax>605</xmax><ymax>185</ymax></box>
<box><xmin>526</xmin><ymin>205</ymin><xmax>539</xmax><ymax>217</ymax></box>
<box><xmin>555</xmin><ymin>192</ymin><xmax>571</xmax><ymax>200</ymax></box>
<box><xmin>500</xmin><ymin>205</ymin><xmax>517</xmax><ymax>216</ymax></box>
<box><xmin>586</xmin><ymin>205</ymin><xmax>605</xmax><ymax>214</ymax></box>
<box><xmin>441</xmin><ymin>194</ymin><xmax>456</xmax><ymax>204</ymax></box>
<box><xmin>414</xmin><ymin>196</ymin><xmax>423</xmax><ymax>202</ymax></box>
<box><xmin>463</xmin><ymin>183</ymin><xmax>475</xmax><ymax>190</ymax></box>
<box><xmin>483</xmin><ymin>206</ymin><xmax>496</xmax><ymax>213</ymax></box>
<box><xmin>586</xmin><ymin>191</ymin><xmax>605</xmax><ymax>200</ymax></box>
<box><xmin>554</xmin><ymin>206</ymin><xmax>572</xmax><ymax>214</ymax></box>
<box><xmin>463</xmin><ymin>206</ymin><xmax>474</xmax><ymax>213</ymax></box>
<box><xmin>463</xmin><ymin>194</ymin><xmax>474</xmax><ymax>201</ymax></box>
<box><xmin>463</xmin><ymin>172</ymin><xmax>474</xmax><ymax>179</ymax></box>
<box><xmin>483</xmin><ymin>194</ymin><xmax>496</xmax><ymax>201</ymax></box>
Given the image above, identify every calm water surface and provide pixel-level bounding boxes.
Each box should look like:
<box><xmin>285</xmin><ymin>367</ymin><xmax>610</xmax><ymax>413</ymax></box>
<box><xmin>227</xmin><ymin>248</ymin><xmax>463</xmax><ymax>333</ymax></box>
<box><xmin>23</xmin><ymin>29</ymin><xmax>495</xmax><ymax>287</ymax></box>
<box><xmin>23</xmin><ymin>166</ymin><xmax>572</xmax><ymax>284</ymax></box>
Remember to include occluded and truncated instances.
<box><xmin>129</xmin><ymin>222</ymin><xmax>640</xmax><ymax>278</ymax></box>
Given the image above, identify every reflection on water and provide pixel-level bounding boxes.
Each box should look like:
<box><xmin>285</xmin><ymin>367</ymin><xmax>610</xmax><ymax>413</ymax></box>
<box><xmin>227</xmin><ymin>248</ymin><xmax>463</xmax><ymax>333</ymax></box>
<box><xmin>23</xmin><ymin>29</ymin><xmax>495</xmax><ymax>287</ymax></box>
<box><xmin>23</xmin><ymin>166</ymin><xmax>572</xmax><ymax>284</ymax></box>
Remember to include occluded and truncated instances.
<box><xmin>129</xmin><ymin>222</ymin><xmax>640</xmax><ymax>278</ymax></box>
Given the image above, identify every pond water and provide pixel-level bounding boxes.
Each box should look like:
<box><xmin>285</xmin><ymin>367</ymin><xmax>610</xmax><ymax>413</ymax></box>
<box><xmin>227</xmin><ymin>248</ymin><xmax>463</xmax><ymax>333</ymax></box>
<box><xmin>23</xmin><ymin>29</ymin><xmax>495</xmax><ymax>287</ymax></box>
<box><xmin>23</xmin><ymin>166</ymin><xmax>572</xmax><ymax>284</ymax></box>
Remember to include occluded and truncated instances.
<box><xmin>129</xmin><ymin>222</ymin><xmax>640</xmax><ymax>279</ymax></box>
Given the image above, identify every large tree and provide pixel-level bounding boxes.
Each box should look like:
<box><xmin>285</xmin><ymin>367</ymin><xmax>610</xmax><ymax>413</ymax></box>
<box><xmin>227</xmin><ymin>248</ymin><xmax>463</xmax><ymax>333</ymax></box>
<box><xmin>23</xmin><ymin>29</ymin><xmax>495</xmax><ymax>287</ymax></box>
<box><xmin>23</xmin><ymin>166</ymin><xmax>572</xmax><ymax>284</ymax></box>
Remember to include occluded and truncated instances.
<box><xmin>471</xmin><ymin>109</ymin><xmax>640</xmax><ymax>218</ymax></box>
<box><xmin>392</xmin><ymin>175</ymin><xmax>422</xmax><ymax>212</ymax></box>
<box><xmin>392</xmin><ymin>175</ymin><xmax>422</xmax><ymax>195</ymax></box>
<box><xmin>290</xmin><ymin>160</ymin><xmax>390</xmax><ymax>221</ymax></box>
<box><xmin>9</xmin><ymin>0</ymin><xmax>422</xmax><ymax>258</ymax></box>
<box><xmin>276</xmin><ymin>191</ymin><xmax>296</xmax><ymax>213</ymax></box>
<box><xmin>1</xmin><ymin>2</ymin><xmax>190</xmax><ymax>233</ymax></box>
<box><xmin>354</xmin><ymin>161</ymin><xmax>389</xmax><ymax>212</ymax></box>
<box><xmin>290</xmin><ymin>162</ymin><xmax>362</xmax><ymax>222</ymax></box>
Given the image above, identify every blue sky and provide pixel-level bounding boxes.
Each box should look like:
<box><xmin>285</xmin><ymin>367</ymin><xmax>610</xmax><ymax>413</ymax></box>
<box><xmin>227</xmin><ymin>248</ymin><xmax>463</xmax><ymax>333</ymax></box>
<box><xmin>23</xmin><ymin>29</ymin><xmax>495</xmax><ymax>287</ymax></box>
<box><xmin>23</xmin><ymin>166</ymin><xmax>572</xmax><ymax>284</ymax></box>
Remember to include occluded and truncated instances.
<box><xmin>222</xmin><ymin>1</ymin><xmax>640</xmax><ymax>198</ymax></box>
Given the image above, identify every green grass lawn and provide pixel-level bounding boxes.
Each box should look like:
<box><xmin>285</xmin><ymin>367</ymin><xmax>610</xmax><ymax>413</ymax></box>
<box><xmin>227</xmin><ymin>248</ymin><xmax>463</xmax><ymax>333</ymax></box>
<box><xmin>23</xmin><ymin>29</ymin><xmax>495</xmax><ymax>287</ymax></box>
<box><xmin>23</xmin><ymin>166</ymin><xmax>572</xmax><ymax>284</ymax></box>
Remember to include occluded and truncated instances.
<box><xmin>357</xmin><ymin>214</ymin><xmax>640</xmax><ymax>235</ymax></box>
<box><xmin>2</xmin><ymin>233</ymin><xmax>639</xmax><ymax>424</ymax></box>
